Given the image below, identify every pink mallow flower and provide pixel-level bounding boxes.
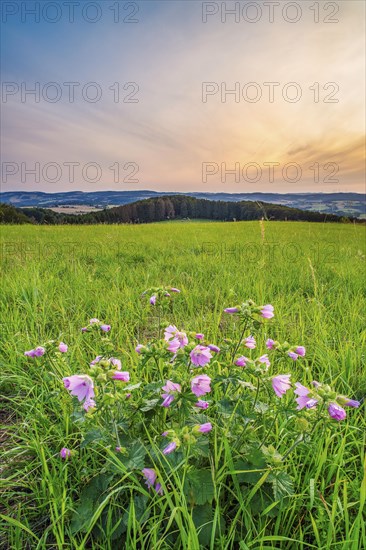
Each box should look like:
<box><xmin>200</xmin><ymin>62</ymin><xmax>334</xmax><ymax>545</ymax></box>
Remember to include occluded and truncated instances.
<box><xmin>167</xmin><ymin>338</ymin><xmax>181</xmax><ymax>353</ymax></box>
<box><xmin>266</xmin><ymin>339</ymin><xmax>275</xmax><ymax>350</ymax></box>
<box><xmin>235</xmin><ymin>356</ymin><xmax>249</xmax><ymax>367</ymax></box>
<box><xmin>195</xmin><ymin>333</ymin><xmax>204</xmax><ymax>340</ymax></box>
<box><xmin>163</xmin><ymin>441</ymin><xmax>177</xmax><ymax>455</ymax></box>
<box><xmin>135</xmin><ymin>344</ymin><xmax>144</xmax><ymax>354</ymax></box>
<box><xmin>343</xmin><ymin>398</ymin><xmax>360</xmax><ymax>408</ymax></box>
<box><xmin>162</xmin><ymin>381</ymin><xmax>181</xmax><ymax>393</ymax></box>
<box><xmin>295</xmin><ymin>346</ymin><xmax>306</xmax><ymax>356</ymax></box>
<box><xmin>142</xmin><ymin>468</ymin><xmax>163</xmax><ymax>494</ymax></box>
<box><xmin>260</xmin><ymin>304</ymin><xmax>274</xmax><ymax>319</ymax></box>
<box><xmin>244</xmin><ymin>336</ymin><xmax>256</xmax><ymax>349</ymax></box>
<box><xmin>208</xmin><ymin>344</ymin><xmax>220</xmax><ymax>353</ymax></box>
<box><xmin>170</xmin><ymin>287</ymin><xmax>180</xmax><ymax>293</ymax></box>
<box><xmin>328</xmin><ymin>402</ymin><xmax>347</xmax><ymax>421</ymax></box>
<box><xmin>83</xmin><ymin>398</ymin><xmax>96</xmax><ymax>412</ymax></box>
<box><xmin>224</xmin><ymin>307</ymin><xmax>239</xmax><ymax>314</ymax></box>
<box><xmin>161</xmin><ymin>394</ymin><xmax>174</xmax><ymax>407</ymax></box>
<box><xmin>191</xmin><ymin>374</ymin><xmax>211</xmax><ymax>397</ymax></box>
<box><xmin>198</xmin><ymin>422</ymin><xmax>212</xmax><ymax>433</ymax></box>
<box><xmin>112</xmin><ymin>371</ymin><xmax>130</xmax><ymax>382</ymax></box>
<box><xmin>272</xmin><ymin>375</ymin><xmax>291</xmax><ymax>398</ymax></box>
<box><xmin>142</xmin><ymin>467</ymin><xmax>157</xmax><ymax>489</ymax></box>
<box><xmin>58</xmin><ymin>342</ymin><xmax>68</xmax><ymax>353</ymax></box>
<box><xmin>190</xmin><ymin>345</ymin><xmax>212</xmax><ymax>367</ymax></box>
<box><xmin>100</xmin><ymin>324</ymin><xmax>111</xmax><ymax>332</ymax></box>
<box><xmin>63</xmin><ymin>375</ymin><xmax>95</xmax><ymax>403</ymax></box>
<box><xmin>294</xmin><ymin>383</ymin><xmax>318</xmax><ymax>410</ymax></box>
<box><xmin>161</xmin><ymin>381</ymin><xmax>181</xmax><ymax>407</ymax></box>
<box><xmin>258</xmin><ymin>354</ymin><xmax>270</xmax><ymax>368</ymax></box>
<box><xmin>288</xmin><ymin>352</ymin><xmax>299</xmax><ymax>361</ymax></box>
<box><xmin>60</xmin><ymin>447</ymin><xmax>71</xmax><ymax>459</ymax></box>
<box><xmin>164</xmin><ymin>325</ymin><xmax>178</xmax><ymax>341</ymax></box>
<box><xmin>111</xmin><ymin>357</ymin><xmax>122</xmax><ymax>370</ymax></box>
<box><xmin>24</xmin><ymin>346</ymin><xmax>45</xmax><ymax>357</ymax></box>
<box><xmin>150</xmin><ymin>295</ymin><xmax>156</xmax><ymax>305</ymax></box>
<box><xmin>164</xmin><ymin>325</ymin><xmax>188</xmax><ymax>348</ymax></box>
<box><xmin>90</xmin><ymin>318</ymin><xmax>100</xmax><ymax>324</ymax></box>
<box><xmin>195</xmin><ymin>400</ymin><xmax>209</xmax><ymax>409</ymax></box>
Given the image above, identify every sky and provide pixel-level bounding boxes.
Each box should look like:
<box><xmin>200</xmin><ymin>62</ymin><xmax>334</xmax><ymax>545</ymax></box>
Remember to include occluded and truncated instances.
<box><xmin>1</xmin><ymin>0</ymin><xmax>365</xmax><ymax>194</ymax></box>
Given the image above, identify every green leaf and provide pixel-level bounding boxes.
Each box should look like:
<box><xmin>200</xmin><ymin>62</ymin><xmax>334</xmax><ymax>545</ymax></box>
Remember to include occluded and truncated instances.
<box><xmin>187</xmin><ymin>413</ymin><xmax>209</xmax><ymax>426</ymax></box>
<box><xmin>123</xmin><ymin>440</ymin><xmax>146</xmax><ymax>470</ymax></box>
<box><xmin>217</xmin><ymin>398</ymin><xmax>236</xmax><ymax>416</ymax></box>
<box><xmin>122</xmin><ymin>494</ymin><xmax>149</xmax><ymax>529</ymax></box>
<box><xmin>70</xmin><ymin>498</ymin><xmax>94</xmax><ymax>534</ymax></box>
<box><xmin>192</xmin><ymin>504</ymin><xmax>214</xmax><ymax>547</ymax></box>
<box><xmin>254</xmin><ymin>401</ymin><xmax>269</xmax><ymax>413</ymax></box>
<box><xmin>234</xmin><ymin>460</ymin><xmax>264</xmax><ymax>484</ymax></box>
<box><xmin>80</xmin><ymin>429</ymin><xmax>105</xmax><ymax>448</ymax></box>
<box><xmin>184</xmin><ymin>469</ymin><xmax>214</xmax><ymax>506</ymax></box>
<box><xmin>193</xmin><ymin>437</ymin><xmax>210</xmax><ymax>458</ymax></box>
<box><xmin>123</xmin><ymin>382</ymin><xmax>142</xmax><ymax>391</ymax></box>
<box><xmin>140</xmin><ymin>398</ymin><xmax>160</xmax><ymax>412</ymax></box>
<box><xmin>142</xmin><ymin>382</ymin><xmax>162</xmax><ymax>393</ymax></box>
<box><xmin>246</xmin><ymin>447</ymin><xmax>267</xmax><ymax>468</ymax></box>
<box><xmin>81</xmin><ymin>474</ymin><xmax>111</xmax><ymax>503</ymax></box>
<box><xmin>268</xmin><ymin>470</ymin><xmax>294</xmax><ymax>500</ymax></box>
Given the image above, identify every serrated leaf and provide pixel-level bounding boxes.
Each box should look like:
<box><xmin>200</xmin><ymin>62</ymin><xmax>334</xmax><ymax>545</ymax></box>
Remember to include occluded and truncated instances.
<box><xmin>123</xmin><ymin>382</ymin><xmax>142</xmax><ymax>391</ymax></box>
<box><xmin>187</xmin><ymin>413</ymin><xmax>209</xmax><ymax>426</ymax></box>
<box><xmin>80</xmin><ymin>429</ymin><xmax>104</xmax><ymax>448</ymax></box>
<box><xmin>217</xmin><ymin>398</ymin><xmax>236</xmax><ymax>416</ymax></box>
<box><xmin>140</xmin><ymin>398</ymin><xmax>160</xmax><ymax>412</ymax></box>
<box><xmin>268</xmin><ymin>470</ymin><xmax>294</xmax><ymax>500</ymax></box>
<box><xmin>254</xmin><ymin>401</ymin><xmax>269</xmax><ymax>413</ymax></box>
<box><xmin>70</xmin><ymin>498</ymin><xmax>94</xmax><ymax>534</ymax></box>
<box><xmin>193</xmin><ymin>437</ymin><xmax>210</xmax><ymax>458</ymax></box>
<box><xmin>246</xmin><ymin>447</ymin><xmax>267</xmax><ymax>468</ymax></box>
<box><xmin>234</xmin><ymin>460</ymin><xmax>264</xmax><ymax>484</ymax></box>
<box><xmin>192</xmin><ymin>504</ymin><xmax>214</xmax><ymax>546</ymax></box>
<box><xmin>184</xmin><ymin>469</ymin><xmax>214</xmax><ymax>506</ymax></box>
<box><xmin>81</xmin><ymin>474</ymin><xmax>111</xmax><ymax>503</ymax></box>
<box><xmin>142</xmin><ymin>382</ymin><xmax>162</xmax><ymax>393</ymax></box>
<box><xmin>122</xmin><ymin>494</ymin><xmax>149</xmax><ymax>529</ymax></box>
<box><xmin>123</xmin><ymin>440</ymin><xmax>146</xmax><ymax>470</ymax></box>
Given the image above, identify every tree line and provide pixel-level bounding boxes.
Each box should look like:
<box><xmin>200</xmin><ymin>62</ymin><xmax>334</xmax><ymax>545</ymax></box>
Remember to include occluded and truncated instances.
<box><xmin>0</xmin><ymin>195</ymin><xmax>355</xmax><ymax>225</ymax></box>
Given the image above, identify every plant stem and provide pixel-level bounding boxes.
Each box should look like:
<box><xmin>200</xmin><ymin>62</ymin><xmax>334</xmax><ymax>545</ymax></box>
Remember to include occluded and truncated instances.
<box><xmin>253</xmin><ymin>378</ymin><xmax>260</xmax><ymax>409</ymax></box>
<box><xmin>259</xmin><ymin>411</ymin><xmax>279</xmax><ymax>449</ymax></box>
<box><xmin>231</xmin><ymin>319</ymin><xmax>248</xmax><ymax>362</ymax></box>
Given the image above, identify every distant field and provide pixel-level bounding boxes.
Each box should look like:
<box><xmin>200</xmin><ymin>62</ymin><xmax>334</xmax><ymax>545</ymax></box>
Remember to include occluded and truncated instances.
<box><xmin>20</xmin><ymin>204</ymin><xmax>105</xmax><ymax>215</ymax></box>
<box><xmin>1</xmin><ymin>221</ymin><xmax>365</xmax><ymax>549</ymax></box>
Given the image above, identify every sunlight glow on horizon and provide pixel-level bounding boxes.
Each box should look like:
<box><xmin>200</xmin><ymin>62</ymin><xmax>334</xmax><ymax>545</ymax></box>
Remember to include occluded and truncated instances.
<box><xmin>1</xmin><ymin>1</ymin><xmax>365</xmax><ymax>194</ymax></box>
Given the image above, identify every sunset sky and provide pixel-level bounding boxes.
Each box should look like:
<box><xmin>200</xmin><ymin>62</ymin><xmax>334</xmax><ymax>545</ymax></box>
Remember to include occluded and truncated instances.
<box><xmin>1</xmin><ymin>0</ymin><xmax>365</xmax><ymax>193</ymax></box>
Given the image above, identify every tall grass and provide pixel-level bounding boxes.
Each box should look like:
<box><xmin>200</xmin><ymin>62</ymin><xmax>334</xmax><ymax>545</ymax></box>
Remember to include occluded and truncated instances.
<box><xmin>0</xmin><ymin>221</ymin><xmax>365</xmax><ymax>549</ymax></box>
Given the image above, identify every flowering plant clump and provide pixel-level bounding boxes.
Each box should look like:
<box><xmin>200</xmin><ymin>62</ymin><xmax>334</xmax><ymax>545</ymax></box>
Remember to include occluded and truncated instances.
<box><xmin>27</xmin><ymin>290</ymin><xmax>361</xmax><ymax>544</ymax></box>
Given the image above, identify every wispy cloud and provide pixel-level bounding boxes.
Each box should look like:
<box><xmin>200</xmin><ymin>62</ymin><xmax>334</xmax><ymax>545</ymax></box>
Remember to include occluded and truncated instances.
<box><xmin>1</xmin><ymin>0</ymin><xmax>365</xmax><ymax>192</ymax></box>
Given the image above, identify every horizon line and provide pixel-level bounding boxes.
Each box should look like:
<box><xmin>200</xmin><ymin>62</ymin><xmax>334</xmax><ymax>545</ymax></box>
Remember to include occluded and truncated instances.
<box><xmin>1</xmin><ymin>190</ymin><xmax>365</xmax><ymax>196</ymax></box>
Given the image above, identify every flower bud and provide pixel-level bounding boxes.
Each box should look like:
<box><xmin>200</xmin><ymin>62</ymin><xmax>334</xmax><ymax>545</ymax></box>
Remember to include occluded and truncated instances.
<box><xmin>295</xmin><ymin>417</ymin><xmax>310</xmax><ymax>432</ymax></box>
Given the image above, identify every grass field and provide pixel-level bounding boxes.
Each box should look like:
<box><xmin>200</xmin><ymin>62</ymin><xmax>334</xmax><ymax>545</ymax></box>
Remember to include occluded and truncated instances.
<box><xmin>1</xmin><ymin>221</ymin><xmax>365</xmax><ymax>549</ymax></box>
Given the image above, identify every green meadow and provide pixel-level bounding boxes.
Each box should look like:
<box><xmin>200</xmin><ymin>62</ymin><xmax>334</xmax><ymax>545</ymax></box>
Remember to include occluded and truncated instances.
<box><xmin>1</xmin><ymin>221</ymin><xmax>365</xmax><ymax>549</ymax></box>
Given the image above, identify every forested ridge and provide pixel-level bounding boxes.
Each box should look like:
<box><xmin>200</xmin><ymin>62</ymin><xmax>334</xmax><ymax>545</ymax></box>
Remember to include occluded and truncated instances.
<box><xmin>0</xmin><ymin>195</ymin><xmax>356</xmax><ymax>224</ymax></box>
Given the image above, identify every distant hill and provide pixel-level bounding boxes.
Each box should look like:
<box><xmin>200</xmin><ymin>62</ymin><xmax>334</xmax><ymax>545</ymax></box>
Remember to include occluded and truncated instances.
<box><xmin>1</xmin><ymin>190</ymin><xmax>365</xmax><ymax>218</ymax></box>
<box><xmin>0</xmin><ymin>203</ymin><xmax>32</xmax><ymax>224</ymax></box>
<box><xmin>0</xmin><ymin>195</ymin><xmax>359</xmax><ymax>225</ymax></box>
